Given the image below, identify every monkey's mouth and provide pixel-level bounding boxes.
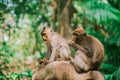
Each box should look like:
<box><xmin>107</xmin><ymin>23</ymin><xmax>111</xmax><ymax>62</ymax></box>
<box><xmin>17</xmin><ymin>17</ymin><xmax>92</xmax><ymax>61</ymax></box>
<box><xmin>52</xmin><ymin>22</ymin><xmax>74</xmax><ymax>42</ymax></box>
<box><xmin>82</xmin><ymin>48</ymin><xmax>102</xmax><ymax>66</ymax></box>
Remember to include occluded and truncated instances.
<box><xmin>43</xmin><ymin>39</ymin><xmax>47</xmax><ymax>41</ymax></box>
<box><xmin>72</xmin><ymin>36</ymin><xmax>77</xmax><ymax>41</ymax></box>
<box><xmin>42</xmin><ymin>37</ymin><xmax>47</xmax><ymax>41</ymax></box>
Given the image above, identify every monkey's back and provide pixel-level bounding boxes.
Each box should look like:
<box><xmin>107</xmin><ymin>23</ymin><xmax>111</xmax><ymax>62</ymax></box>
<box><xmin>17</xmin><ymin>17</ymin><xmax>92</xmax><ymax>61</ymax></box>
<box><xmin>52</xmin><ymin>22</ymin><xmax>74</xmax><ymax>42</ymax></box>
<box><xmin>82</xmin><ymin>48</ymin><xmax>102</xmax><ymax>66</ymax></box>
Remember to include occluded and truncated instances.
<box><xmin>87</xmin><ymin>35</ymin><xmax>104</xmax><ymax>70</ymax></box>
<box><xmin>50</xmin><ymin>32</ymin><xmax>71</xmax><ymax>60</ymax></box>
<box><xmin>53</xmin><ymin>33</ymin><xmax>70</xmax><ymax>48</ymax></box>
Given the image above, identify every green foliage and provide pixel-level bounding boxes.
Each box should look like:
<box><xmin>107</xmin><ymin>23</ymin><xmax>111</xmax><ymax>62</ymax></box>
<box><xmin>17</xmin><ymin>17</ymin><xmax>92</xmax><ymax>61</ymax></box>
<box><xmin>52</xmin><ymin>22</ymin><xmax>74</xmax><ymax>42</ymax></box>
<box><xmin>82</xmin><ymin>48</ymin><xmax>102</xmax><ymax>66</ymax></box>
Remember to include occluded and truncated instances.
<box><xmin>8</xmin><ymin>70</ymin><xmax>33</xmax><ymax>80</ymax></box>
<box><xmin>100</xmin><ymin>63</ymin><xmax>118</xmax><ymax>74</ymax></box>
<box><xmin>0</xmin><ymin>42</ymin><xmax>14</xmax><ymax>66</ymax></box>
<box><xmin>76</xmin><ymin>0</ymin><xmax>120</xmax><ymax>24</ymax></box>
<box><xmin>0</xmin><ymin>41</ymin><xmax>34</xmax><ymax>79</ymax></box>
<box><xmin>86</xmin><ymin>9</ymin><xmax>119</xmax><ymax>24</ymax></box>
<box><xmin>105</xmin><ymin>67</ymin><xmax>120</xmax><ymax>80</ymax></box>
<box><xmin>1</xmin><ymin>70</ymin><xmax>33</xmax><ymax>80</ymax></box>
<box><xmin>0</xmin><ymin>42</ymin><xmax>15</xmax><ymax>79</ymax></box>
<box><xmin>107</xmin><ymin>0</ymin><xmax>120</xmax><ymax>10</ymax></box>
<box><xmin>0</xmin><ymin>0</ymin><xmax>120</xmax><ymax>80</ymax></box>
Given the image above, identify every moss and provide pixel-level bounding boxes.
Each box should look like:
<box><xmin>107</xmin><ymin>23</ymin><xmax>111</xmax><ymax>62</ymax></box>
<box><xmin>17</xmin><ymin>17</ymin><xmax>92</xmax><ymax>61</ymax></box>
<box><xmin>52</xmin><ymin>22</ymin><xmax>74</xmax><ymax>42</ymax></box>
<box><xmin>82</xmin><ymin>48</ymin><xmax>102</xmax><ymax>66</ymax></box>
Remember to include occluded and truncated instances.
<box><xmin>62</xmin><ymin>73</ymin><xmax>70</xmax><ymax>80</ymax></box>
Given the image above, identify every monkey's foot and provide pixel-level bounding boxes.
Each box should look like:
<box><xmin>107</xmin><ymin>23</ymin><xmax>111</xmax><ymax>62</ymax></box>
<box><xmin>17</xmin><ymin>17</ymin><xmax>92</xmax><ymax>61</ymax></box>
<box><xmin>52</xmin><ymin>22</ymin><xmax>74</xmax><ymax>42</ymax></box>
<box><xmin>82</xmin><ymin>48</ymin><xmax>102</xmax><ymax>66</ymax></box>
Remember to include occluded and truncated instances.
<box><xmin>39</xmin><ymin>59</ymin><xmax>46</xmax><ymax>64</ymax></box>
<box><xmin>36</xmin><ymin>62</ymin><xmax>46</xmax><ymax>71</ymax></box>
<box><xmin>70</xmin><ymin>57</ymin><xmax>74</xmax><ymax>62</ymax></box>
<box><xmin>69</xmin><ymin>58</ymin><xmax>74</xmax><ymax>65</ymax></box>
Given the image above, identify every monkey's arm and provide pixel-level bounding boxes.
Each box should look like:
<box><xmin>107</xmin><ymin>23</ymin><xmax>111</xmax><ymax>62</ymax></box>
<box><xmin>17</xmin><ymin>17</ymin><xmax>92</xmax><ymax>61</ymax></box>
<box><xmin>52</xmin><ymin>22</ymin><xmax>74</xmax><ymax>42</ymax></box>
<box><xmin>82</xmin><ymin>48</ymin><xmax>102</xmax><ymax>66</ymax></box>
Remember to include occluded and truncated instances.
<box><xmin>68</xmin><ymin>40</ymin><xmax>86</xmax><ymax>52</ymax></box>
<box><xmin>49</xmin><ymin>47</ymin><xmax>57</xmax><ymax>61</ymax></box>
<box><xmin>45</xmin><ymin>47</ymin><xmax>57</xmax><ymax>64</ymax></box>
<box><xmin>43</xmin><ymin>46</ymin><xmax>57</xmax><ymax>64</ymax></box>
<box><xmin>47</xmin><ymin>39</ymin><xmax>58</xmax><ymax>63</ymax></box>
<box><xmin>39</xmin><ymin>46</ymin><xmax>51</xmax><ymax>64</ymax></box>
<box><xmin>45</xmin><ymin>46</ymin><xmax>51</xmax><ymax>60</ymax></box>
<box><xmin>72</xmin><ymin>44</ymin><xmax>93</xmax><ymax>57</ymax></box>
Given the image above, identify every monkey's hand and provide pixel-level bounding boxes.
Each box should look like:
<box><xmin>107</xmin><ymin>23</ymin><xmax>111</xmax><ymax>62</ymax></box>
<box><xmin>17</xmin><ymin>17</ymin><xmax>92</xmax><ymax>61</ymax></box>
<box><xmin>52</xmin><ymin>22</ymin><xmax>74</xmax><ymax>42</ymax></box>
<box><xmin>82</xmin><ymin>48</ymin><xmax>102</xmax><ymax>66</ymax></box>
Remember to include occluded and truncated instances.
<box><xmin>68</xmin><ymin>40</ymin><xmax>74</xmax><ymax>46</ymax></box>
<box><xmin>69</xmin><ymin>57</ymin><xmax>74</xmax><ymax>64</ymax></box>
<box><xmin>39</xmin><ymin>59</ymin><xmax>46</xmax><ymax>64</ymax></box>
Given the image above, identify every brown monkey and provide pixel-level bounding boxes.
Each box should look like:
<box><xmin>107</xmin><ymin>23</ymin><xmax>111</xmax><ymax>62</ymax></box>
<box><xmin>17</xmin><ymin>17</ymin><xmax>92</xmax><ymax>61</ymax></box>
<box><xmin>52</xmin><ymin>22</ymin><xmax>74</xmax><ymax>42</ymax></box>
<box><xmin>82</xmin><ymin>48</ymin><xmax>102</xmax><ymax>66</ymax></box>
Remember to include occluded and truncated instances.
<box><xmin>41</xmin><ymin>26</ymin><xmax>71</xmax><ymax>64</ymax></box>
<box><xmin>68</xmin><ymin>27</ymin><xmax>104</xmax><ymax>73</ymax></box>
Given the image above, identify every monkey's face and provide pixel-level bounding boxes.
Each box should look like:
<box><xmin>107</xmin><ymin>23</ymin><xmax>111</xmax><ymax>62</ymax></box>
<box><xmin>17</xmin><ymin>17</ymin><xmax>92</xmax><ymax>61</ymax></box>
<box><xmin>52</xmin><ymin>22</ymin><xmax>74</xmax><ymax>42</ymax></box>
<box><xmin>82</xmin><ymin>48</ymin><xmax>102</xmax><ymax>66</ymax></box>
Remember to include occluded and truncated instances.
<box><xmin>41</xmin><ymin>26</ymin><xmax>53</xmax><ymax>41</ymax></box>
<box><xmin>72</xmin><ymin>27</ymin><xmax>86</xmax><ymax>42</ymax></box>
<box><xmin>41</xmin><ymin>32</ymin><xmax>47</xmax><ymax>41</ymax></box>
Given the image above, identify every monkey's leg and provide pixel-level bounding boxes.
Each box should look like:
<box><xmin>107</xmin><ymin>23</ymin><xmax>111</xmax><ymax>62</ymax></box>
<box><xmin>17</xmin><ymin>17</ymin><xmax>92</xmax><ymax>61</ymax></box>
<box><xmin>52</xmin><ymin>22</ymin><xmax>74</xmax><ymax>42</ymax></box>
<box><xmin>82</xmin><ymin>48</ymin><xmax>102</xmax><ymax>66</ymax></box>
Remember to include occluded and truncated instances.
<box><xmin>49</xmin><ymin>47</ymin><xmax>57</xmax><ymax>61</ymax></box>
<box><xmin>59</xmin><ymin>47</ymin><xmax>71</xmax><ymax>60</ymax></box>
<box><xmin>73</xmin><ymin>50</ymin><xmax>90</xmax><ymax>73</ymax></box>
<box><xmin>73</xmin><ymin>55</ymin><xmax>85</xmax><ymax>73</ymax></box>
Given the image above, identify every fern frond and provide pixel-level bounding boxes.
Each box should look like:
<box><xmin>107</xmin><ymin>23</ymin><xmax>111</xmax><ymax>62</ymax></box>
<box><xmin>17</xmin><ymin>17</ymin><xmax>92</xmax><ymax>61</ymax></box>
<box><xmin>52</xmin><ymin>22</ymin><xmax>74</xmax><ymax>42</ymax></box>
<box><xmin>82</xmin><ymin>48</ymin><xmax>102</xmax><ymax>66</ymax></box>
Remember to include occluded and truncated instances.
<box><xmin>85</xmin><ymin>0</ymin><xmax>120</xmax><ymax>15</ymax></box>
<box><xmin>74</xmin><ymin>0</ymin><xmax>120</xmax><ymax>24</ymax></box>
<box><xmin>85</xmin><ymin>8</ymin><xmax>119</xmax><ymax>24</ymax></box>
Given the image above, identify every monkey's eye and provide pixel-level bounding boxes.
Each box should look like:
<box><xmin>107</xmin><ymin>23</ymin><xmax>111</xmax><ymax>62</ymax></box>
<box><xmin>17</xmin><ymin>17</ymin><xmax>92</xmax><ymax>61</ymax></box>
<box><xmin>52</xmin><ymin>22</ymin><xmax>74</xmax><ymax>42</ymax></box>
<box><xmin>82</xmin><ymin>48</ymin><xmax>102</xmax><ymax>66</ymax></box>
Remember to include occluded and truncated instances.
<box><xmin>41</xmin><ymin>33</ymin><xmax>46</xmax><ymax>36</ymax></box>
<box><xmin>72</xmin><ymin>32</ymin><xmax>79</xmax><ymax>36</ymax></box>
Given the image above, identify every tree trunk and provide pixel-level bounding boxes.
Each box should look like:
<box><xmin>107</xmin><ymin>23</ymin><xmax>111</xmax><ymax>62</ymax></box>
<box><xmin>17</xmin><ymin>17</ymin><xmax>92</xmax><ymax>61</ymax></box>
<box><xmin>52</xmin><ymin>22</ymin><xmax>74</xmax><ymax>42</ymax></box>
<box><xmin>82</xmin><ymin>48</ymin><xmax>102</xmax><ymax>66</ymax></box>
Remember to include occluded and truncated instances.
<box><xmin>53</xmin><ymin>0</ymin><xmax>73</xmax><ymax>39</ymax></box>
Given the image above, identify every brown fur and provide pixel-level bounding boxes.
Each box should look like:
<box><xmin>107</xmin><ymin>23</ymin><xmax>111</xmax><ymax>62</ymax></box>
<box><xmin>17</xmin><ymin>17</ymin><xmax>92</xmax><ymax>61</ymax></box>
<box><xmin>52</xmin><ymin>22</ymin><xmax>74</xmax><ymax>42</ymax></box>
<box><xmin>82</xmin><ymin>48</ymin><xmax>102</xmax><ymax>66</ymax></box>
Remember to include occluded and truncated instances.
<box><xmin>68</xmin><ymin>27</ymin><xmax>104</xmax><ymax>73</ymax></box>
<box><xmin>41</xmin><ymin>26</ymin><xmax>71</xmax><ymax>63</ymax></box>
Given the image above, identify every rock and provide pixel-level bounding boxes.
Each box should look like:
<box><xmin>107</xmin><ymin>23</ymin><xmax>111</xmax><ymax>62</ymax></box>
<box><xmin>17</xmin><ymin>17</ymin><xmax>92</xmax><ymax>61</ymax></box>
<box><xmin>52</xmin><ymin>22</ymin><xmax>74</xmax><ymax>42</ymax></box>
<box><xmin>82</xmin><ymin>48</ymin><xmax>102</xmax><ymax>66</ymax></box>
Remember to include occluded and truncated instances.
<box><xmin>32</xmin><ymin>61</ymin><xmax>104</xmax><ymax>80</ymax></box>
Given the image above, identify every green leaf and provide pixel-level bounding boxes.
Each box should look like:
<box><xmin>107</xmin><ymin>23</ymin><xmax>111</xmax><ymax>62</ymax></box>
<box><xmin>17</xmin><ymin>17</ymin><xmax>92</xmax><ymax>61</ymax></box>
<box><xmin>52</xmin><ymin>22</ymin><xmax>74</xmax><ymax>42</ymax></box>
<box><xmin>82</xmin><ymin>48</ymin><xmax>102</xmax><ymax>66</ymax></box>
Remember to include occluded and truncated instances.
<box><xmin>86</xmin><ymin>9</ymin><xmax>119</xmax><ymax>24</ymax></box>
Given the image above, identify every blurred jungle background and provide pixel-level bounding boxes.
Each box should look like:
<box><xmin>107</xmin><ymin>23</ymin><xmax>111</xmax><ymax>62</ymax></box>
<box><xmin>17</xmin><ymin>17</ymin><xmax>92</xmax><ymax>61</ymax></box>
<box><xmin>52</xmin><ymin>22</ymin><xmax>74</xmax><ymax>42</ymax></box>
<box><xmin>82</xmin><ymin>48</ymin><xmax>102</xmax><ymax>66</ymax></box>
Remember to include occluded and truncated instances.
<box><xmin>0</xmin><ymin>0</ymin><xmax>120</xmax><ymax>80</ymax></box>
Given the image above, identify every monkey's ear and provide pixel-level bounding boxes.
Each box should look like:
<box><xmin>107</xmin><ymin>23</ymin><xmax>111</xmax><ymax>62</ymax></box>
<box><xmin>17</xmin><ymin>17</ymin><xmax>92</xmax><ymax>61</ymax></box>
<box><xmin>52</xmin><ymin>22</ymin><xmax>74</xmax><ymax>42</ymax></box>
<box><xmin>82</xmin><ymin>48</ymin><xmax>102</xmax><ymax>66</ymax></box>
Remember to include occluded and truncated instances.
<box><xmin>50</xmin><ymin>28</ymin><xmax>54</xmax><ymax>33</ymax></box>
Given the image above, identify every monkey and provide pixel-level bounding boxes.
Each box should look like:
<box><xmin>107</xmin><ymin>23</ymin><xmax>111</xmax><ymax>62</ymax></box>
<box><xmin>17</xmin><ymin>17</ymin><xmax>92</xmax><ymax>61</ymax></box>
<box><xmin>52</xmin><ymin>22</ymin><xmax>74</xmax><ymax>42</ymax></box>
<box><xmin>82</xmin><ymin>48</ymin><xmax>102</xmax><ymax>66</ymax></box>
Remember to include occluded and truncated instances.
<box><xmin>68</xmin><ymin>27</ymin><xmax>104</xmax><ymax>73</ymax></box>
<box><xmin>40</xmin><ymin>26</ymin><xmax>71</xmax><ymax>64</ymax></box>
